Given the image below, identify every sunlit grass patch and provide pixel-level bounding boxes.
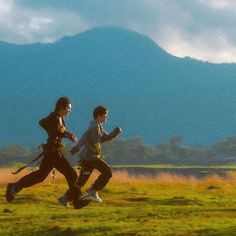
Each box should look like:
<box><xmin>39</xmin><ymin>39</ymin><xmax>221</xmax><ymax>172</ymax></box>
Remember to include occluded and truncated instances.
<box><xmin>1</xmin><ymin>170</ymin><xmax>236</xmax><ymax>235</ymax></box>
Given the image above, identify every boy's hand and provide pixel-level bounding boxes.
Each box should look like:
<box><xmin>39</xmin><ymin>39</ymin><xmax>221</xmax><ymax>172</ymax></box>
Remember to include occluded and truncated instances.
<box><xmin>69</xmin><ymin>134</ymin><xmax>78</xmax><ymax>143</ymax></box>
<box><xmin>114</xmin><ymin>127</ymin><xmax>122</xmax><ymax>135</ymax></box>
<box><xmin>70</xmin><ymin>147</ymin><xmax>78</xmax><ymax>155</ymax></box>
<box><xmin>64</xmin><ymin>131</ymin><xmax>78</xmax><ymax>142</ymax></box>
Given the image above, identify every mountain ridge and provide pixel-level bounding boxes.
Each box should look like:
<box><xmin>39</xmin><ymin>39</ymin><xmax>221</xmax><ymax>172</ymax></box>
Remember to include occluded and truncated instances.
<box><xmin>1</xmin><ymin>27</ymin><xmax>236</xmax><ymax>147</ymax></box>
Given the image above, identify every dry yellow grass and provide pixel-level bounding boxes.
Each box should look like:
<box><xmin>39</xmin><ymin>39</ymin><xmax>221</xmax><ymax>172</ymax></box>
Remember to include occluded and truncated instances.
<box><xmin>1</xmin><ymin>167</ymin><xmax>236</xmax><ymax>188</ymax></box>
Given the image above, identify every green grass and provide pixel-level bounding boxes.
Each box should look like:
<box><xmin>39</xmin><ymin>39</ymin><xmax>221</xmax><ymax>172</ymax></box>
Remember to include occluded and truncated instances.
<box><xmin>1</xmin><ymin>174</ymin><xmax>236</xmax><ymax>235</ymax></box>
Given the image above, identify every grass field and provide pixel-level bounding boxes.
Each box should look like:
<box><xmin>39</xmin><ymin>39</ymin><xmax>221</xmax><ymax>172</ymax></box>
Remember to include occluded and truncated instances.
<box><xmin>1</xmin><ymin>168</ymin><xmax>236</xmax><ymax>235</ymax></box>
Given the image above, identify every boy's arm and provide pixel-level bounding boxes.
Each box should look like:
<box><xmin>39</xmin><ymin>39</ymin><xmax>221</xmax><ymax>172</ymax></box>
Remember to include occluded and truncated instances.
<box><xmin>54</xmin><ymin>116</ymin><xmax>74</xmax><ymax>139</ymax></box>
<box><xmin>39</xmin><ymin>114</ymin><xmax>77</xmax><ymax>142</ymax></box>
<box><xmin>57</xmin><ymin>117</ymin><xmax>77</xmax><ymax>142</ymax></box>
<box><xmin>39</xmin><ymin>115</ymin><xmax>64</xmax><ymax>135</ymax></box>
<box><xmin>62</xmin><ymin>130</ymin><xmax>77</xmax><ymax>142</ymax></box>
<box><xmin>101</xmin><ymin>127</ymin><xmax>122</xmax><ymax>143</ymax></box>
<box><xmin>70</xmin><ymin>131</ymin><xmax>89</xmax><ymax>154</ymax></box>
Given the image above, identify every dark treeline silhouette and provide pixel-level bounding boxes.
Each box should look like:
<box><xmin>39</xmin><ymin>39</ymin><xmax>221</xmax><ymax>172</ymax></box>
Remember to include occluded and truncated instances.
<box><xmin>1</xmin><ymin>135</ymin><xmax>236</xmax><ymax>167</ymax></box>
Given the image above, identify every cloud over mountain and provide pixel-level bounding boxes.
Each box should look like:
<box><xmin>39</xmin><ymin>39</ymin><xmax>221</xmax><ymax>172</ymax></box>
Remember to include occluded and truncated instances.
<box><xmin>0</xmin><ymin>0</ymin><xmax>236</xmax><ymax>63</ymax></box>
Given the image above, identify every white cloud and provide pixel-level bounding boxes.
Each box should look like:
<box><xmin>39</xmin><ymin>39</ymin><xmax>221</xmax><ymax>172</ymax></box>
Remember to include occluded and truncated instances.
<box><xmin>153</xmin><ymin>26</ymin><xmax>236</xmax><ymax>63</ymax></box>
<box><xmin>0</xmin><ymin>0</ymin><xmax>13</xmax><ymax>15</ymax></box>
<box><xmin>29</xmin><ymin>17</ymin><xmax>52</xmax><ymax>31</ymax></box>
<box><xmin>199</xmin><ymin>0</ymin><xmax>236</xmax><ymax>10</ymax></box>
<box><xmin>0</xmin><ymin>1</ymin><xmax>90</xmax><ymax>44</ymax></box>
<box><xmin>131</xmin><ymin>0</ymin><xmax>236</xmax><ymax>63</ymax></box>
<box><xmin>1</xmin><ymin>0</ymin><xmax>236</xmax><ymax>63</ymax></box>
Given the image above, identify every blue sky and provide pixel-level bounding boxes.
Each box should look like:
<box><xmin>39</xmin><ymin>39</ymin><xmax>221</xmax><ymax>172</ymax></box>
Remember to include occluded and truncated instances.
<box><xmin>0</xmin><ymin>0</ymin><xmax>236</xmax><ymax>63</ymax></box>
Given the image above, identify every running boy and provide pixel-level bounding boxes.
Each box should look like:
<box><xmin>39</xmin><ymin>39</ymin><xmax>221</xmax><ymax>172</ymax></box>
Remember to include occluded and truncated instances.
<box><xmin>70</xmin><ymin>105</ymin><xmax>122</xmax><ymax>202</ymax></box>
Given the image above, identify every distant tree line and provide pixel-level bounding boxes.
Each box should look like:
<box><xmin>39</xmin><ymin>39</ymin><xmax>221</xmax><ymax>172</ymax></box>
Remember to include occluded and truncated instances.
<box><xmin>1</xmin><ymin>135</ymin><xmax>236</xmax><ymax>166</ymax></box>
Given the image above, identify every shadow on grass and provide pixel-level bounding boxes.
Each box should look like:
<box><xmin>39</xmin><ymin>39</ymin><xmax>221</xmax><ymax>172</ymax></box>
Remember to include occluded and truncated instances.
<box><xmin>33</xmin><ymin>225</ymin><xmax>114</xmax><ymax>236</ymax></box>
<box><xmin>153</xmin><ymin>196</ymin><xmax>204</xmax><ymax>206</ymax></box>
<box><xmin>196</xmin><ymin>225</ymin><xmax>236</xmax><ymax>236</ymax></box>
<box><xmin>125</xmin><ymin>197</ymin><xmax>150</xmax><ymax>202</ymax></box>
<box><xmin>125</xmin><ymin>196</ymin><xmax>203</xmax><ymax>206</ymax></box>
<box><xmin>9</xmin><ymin>194</ymin><xmax>58</xmax><ymax>206</ymax></box>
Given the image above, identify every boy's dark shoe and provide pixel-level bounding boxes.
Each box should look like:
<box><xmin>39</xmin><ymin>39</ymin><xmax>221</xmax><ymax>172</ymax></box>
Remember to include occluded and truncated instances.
<box><xmin>73</xmin><ymin>197</ymin><xmax>91</xmax><ymax>209</ymax></box>
<box><xmin>58</xmin><ymin>193</ymin><xmax>70</xmax><ymax>207</ymax></box>
<box><xmin>6</xmin><ymin>183</ymin><xmax>17</xmax><ymax>202</ymax></box>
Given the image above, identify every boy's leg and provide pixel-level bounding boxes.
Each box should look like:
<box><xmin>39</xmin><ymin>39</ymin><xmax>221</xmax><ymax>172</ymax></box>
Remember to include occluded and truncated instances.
<box><xmin>82</xmin><ymin>159</ymin><xmax>112</xmax><ymax>202</ymax></box>
<box><xmin>77</xmin><ymin>160</ymin><xmax>94</xmax><ymax>188</ymax></box>
<box><xmin>54</xmin><ymin>154</ymin><xmax>80</xmax><ymax>201</ymax></box>
<box><xmin>6</xmin><ymin>153</ymin><xmax>53</xmax><ymax>202</ymax></box>
<box><xmin>84</xmin><ymin>159</ymin><xmax>112</xmax><ymax>202</ymax></box>
<box><xmin>92</xmin><ymin>159</ymin><xmax>112</xmax><ymax>191</ymax></box>
<box><xmin>55</xmin><ymin>155</ymin><xmax>91</xmax><ymax>209</ymax></box>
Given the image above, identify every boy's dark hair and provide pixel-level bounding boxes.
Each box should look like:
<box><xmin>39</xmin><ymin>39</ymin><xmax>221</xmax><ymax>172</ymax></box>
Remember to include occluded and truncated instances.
<box><xmin>54</xmin><ymin>97</ymin><xmax>72</xmax><ymax>112</ymax></box>
<box><xmin>93</xmin><ymin>105</ymin><xmax>108</xmax><ymax>119</ymax></box>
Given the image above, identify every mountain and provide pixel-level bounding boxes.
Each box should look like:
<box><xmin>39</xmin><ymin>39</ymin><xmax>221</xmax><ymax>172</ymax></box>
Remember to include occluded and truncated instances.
<box><xmin>1</xmin><ymin>27</ymin><xmax>236</xmax><ymax>147</ymax></box>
